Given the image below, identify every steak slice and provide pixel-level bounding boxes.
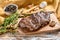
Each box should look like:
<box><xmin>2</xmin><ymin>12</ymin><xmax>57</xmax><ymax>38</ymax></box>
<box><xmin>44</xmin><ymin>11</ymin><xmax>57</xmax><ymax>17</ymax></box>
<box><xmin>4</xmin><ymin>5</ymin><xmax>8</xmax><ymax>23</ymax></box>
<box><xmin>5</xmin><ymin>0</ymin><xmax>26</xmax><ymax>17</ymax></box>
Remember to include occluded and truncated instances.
<box><xmin>18</xmin><ymin>11</ymin><xmax>50</xmax><ymax>32</ymax></box>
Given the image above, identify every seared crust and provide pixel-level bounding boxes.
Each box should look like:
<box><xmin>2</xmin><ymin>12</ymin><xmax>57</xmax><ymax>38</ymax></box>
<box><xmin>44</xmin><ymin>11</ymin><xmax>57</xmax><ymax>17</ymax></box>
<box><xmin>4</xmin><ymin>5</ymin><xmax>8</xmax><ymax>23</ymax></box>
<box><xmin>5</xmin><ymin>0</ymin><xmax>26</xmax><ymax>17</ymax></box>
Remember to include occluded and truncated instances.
<box><xmin>18</xmin><ymin>11</ymin><xmax>50</xmax><ymax>32</ymax></box>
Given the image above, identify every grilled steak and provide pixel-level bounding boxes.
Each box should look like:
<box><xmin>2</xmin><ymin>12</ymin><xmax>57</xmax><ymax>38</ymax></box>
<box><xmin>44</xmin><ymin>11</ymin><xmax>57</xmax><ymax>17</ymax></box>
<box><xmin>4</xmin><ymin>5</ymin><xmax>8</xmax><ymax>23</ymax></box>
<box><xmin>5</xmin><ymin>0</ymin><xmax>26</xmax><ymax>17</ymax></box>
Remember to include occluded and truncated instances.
<box><xmin>18</xmin><ymin>11</ymin><xmax>50</xmax><ymax>32</ymax></box>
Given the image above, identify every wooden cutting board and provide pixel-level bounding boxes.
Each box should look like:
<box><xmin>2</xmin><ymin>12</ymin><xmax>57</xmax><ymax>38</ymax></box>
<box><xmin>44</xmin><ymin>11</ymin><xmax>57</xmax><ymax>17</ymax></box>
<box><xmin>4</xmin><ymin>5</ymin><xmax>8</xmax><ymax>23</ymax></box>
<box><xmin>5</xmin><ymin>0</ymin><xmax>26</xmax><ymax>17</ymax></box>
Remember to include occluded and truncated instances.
<box><xmin>17</xmin><ymin>13</ymin><xmax>60</xmax><ymax>35</ymax></box>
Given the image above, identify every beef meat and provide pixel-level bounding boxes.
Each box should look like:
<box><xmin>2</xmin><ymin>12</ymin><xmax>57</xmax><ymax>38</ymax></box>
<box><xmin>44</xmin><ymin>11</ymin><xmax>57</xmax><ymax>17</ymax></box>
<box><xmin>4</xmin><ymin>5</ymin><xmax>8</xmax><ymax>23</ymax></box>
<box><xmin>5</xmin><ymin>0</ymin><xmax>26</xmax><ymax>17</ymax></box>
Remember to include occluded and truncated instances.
<box><xmin>18</xmin><ymin>11</ymin><xmax>50</xmax><ymax>32</ymax></box>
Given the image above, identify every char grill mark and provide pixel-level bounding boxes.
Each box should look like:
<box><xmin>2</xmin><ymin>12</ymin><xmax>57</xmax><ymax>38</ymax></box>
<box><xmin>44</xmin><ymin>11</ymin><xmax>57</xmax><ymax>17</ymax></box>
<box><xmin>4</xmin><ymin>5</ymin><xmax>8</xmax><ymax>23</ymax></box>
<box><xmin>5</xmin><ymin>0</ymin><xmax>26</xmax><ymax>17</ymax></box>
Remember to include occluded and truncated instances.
<box><xmin>18</xmin><ymin>11</ymin><xmax>50</xmax><ymax>32</ymax></box>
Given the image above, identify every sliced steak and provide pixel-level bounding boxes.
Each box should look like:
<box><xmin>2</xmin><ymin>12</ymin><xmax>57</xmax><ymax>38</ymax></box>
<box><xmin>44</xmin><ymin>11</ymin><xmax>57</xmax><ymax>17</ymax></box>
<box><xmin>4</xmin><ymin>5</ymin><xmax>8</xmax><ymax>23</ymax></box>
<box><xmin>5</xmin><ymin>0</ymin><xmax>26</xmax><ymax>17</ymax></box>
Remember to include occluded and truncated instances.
<box><xmin>18</xmin><ymin>11</ymin><xmax>50</xmax><ymax>32</ymax></box>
